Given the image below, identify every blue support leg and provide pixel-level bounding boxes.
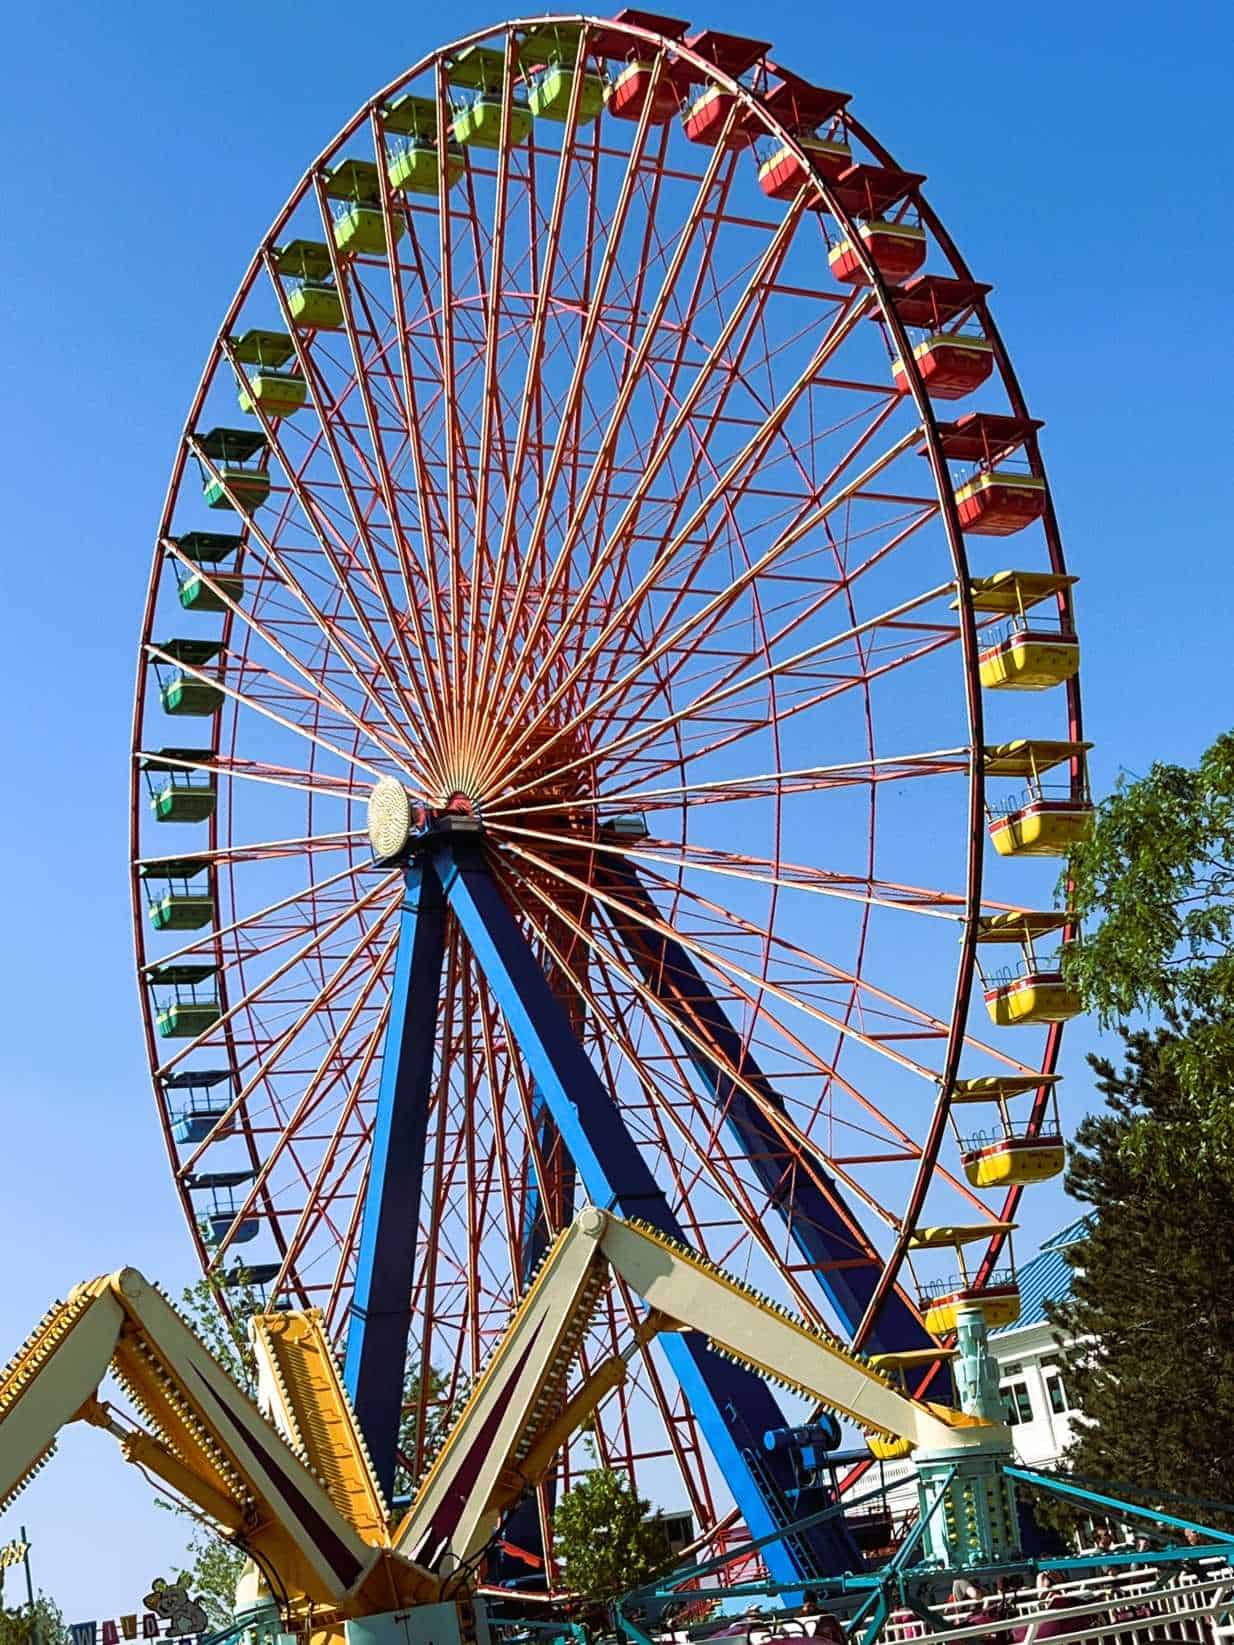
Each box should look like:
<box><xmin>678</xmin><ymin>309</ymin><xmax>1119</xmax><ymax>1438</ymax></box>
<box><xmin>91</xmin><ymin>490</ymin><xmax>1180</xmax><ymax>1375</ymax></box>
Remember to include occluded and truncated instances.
<box><xmin>344</xmin><ymin>860</ymin><xmax>447</xmax><ymax>1500</ymax></box>
<box><xmin>599</xmin><ymin>853</ymin><xmax>928</xmax><ymax>1355</ymax></box>
<box><xmin>431</xmin><ymin>833</ymin><xmax>859</xmax><ymax>1581</ymax></box>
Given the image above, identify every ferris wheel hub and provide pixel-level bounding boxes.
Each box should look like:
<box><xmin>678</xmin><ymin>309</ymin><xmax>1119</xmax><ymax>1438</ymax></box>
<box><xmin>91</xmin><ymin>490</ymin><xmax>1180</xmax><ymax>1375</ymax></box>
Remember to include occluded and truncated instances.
<box><xmin>368</xmin><ymin>779</ymin><xmax>483</xmax><ymax>863</ymax></box>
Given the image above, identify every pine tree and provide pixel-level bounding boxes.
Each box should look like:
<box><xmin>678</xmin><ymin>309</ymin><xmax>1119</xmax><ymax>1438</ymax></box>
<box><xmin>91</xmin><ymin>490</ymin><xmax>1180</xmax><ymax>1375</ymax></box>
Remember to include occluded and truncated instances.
<box><xmin>1049</xmin><ymin>1027</ymin><xmax>1234</xmax><ymax>1517</ymax></box>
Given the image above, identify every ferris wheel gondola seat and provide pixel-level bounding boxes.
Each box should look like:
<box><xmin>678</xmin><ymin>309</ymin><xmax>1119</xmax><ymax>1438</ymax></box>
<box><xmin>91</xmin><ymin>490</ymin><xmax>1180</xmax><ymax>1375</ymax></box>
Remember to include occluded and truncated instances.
<box><xmin>202</xmin><ymin>466</ymin><xmax>270</xmax><ymax>513</ymax></box>
<box><xmin>921</xmin><ymin>1283</ymin><xmax>1020</xmax><ymax>1336</ymax></box>
<box><xmin>828</xmin><ymin>219</ymin><xmax>927</xmax><ymax>285</ymax></box>
<box><xmin>451</xmin><ymin>95</ymin><xmax>533</xmax><ymax>149</ymax></box>
<box><xmin>978</xmin><ymin>627</ymin><xmax>1079</xmax><ymax>690</ymax></box>
<box><xmin>147</xmin><ymin>892</ymin><xmax>215</xmax><ymax>932</ymax></box>
<box><xmin>681</xmin><ymin>85</ymin><xmax>751</xmax><ymax>148</ymax></box>
<box><xmin>203</xmin><ymin>1213</ymin><xmax>260</xmax><ymax>1246</ymax></box>
<box><xmin>987</xmin><ymin>799</ymin><xmax>1093</xmax><ymax>858</ymax></box>
<box><xmin>757</xmin><ymin>135</ymin><xmax>851</xmax><ymax>198</ymax></box>
<box><xmin>605</xmin><ymin>60</ymin><xmax>681</xmax><ymax>122</ymax></box>
<box><xmin>287</xmin><ymin>280</ymin><xmax>345</xmax><ymax>330</ymax></box>
<box><xmin>159</xmin><ymin>672</ymin><xmax>223</xmax><ymax>716</ymax></box>
<box><xmin>238</xmin><ymin>371</ymin><xmax>308</xmax><ymax>419</ymax></box>
<box><xmin>151</xmin><ymin>781</ymin><xmax>216</xmax><ymax>822</ymax></box>
<box><xmin>528</xmin><ymin>63</ymin><xmax>606</xmax><ymax>124</ymax></box>
<box><xmin>954</xmin><ymin>470</ymin><xmax>1046</xmax><ymax>535</ymax></box>
<box><xmin>961</xmin><ymin>1135</ymin><xmax>1065</xmax><ymax>1189</ymax></box>
<box><xmin>984</xmin><ymin>971</ymin><xmax>1081</xmax><ymax>1027</ymax></box>
<box><xmin>333</xmin><ymin>203</ymin><xmax>406</xmax><ymax>258</ymax></box>
<box><xmin>892</xmin><ymin>334</ymin><xmax>994</xmax><ymax>400</ymax></box>
<box><xmin>387</xmin><ymin>140</ymin><xmax>464</xmax><ymax>195</ymax></box>
<box><xmin>170</xmin><ymin>1104</ymin><xmax>232</xmax><ymax>1144</ymax></box>
<box><xmin>178</xmin><ymin>572</ymin><xmax>244</xmax><ymax>614</ymax></box>
<box><xmin>155</xmin><ymin>1000</ymin><xmax>221</xmax><ymax>1039</ymax></box>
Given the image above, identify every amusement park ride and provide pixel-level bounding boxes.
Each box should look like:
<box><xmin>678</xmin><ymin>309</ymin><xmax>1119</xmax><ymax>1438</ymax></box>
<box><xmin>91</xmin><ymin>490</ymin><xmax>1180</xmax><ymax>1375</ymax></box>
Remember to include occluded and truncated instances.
<box><xmin>4</xmin><ymin>9</ymin><xmax>1228</xmax><ymax>1645</ymax></box>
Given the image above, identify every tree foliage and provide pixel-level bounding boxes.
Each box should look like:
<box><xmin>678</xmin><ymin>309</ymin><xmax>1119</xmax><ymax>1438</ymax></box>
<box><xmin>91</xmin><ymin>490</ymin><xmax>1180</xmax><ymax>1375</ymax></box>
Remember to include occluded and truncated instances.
<box><xmin>0</xmin><ymin>1596</ymin><xmax>68</xmax><ymax>1645</ymax></box>
<box><xmin>551</xmin><ymin>1468</ymin><xmax>671</xmax><ymax>1607</ymax></box>
<box><xmin>1063</xmin><ymin>732</ymin><xmax>1234</xmax><ymax>1151</ymax></box>
<box><xmin>1048</xmin><ymin>1028</ymin><xmax>1234</xmax><ymax>1517</ymax></box>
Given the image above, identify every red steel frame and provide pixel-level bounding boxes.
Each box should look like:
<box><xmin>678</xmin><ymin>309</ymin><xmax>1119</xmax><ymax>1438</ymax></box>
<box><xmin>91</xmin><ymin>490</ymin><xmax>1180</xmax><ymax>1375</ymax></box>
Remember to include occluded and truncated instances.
<box><xmin>129</xmin><ymin>11</ymin><xmax>1082</xmax><ymax>1578</ymax></box>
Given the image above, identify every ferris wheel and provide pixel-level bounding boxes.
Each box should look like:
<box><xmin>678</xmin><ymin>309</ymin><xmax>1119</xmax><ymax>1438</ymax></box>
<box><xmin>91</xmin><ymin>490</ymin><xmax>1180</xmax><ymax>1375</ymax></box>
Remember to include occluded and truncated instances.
<box><xmin>131</xmin><ymin>8</ymin><xmax>1088</xmax><ymax>1584</ymax></box>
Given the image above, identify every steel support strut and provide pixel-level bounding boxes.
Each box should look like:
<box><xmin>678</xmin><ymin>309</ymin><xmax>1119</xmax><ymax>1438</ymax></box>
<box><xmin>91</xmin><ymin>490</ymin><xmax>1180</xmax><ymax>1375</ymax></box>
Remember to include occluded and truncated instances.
<box><xmin>344</xmin><ymin>860</ymin><xmax>447</xmax><ymax>1499</ymax></box>
<box><xmin>431</xmin><ymin>831</ymin><xmax>858</xmax><ymax>1581</ymax></box>
<box><xmin>599</xmin><ymin>854</ymin><xmax>929</xmax><ymax>1353</ymax></box>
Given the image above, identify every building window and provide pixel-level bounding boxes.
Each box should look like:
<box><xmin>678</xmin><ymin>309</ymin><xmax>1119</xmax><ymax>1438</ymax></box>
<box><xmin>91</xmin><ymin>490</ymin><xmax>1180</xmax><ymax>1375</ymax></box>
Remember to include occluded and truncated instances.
<box><xmin>1001</xmin><ymin>1380</ymin><xmax>1033</xmax><ymax>1425</ymax></box>
<box><xmin>1044</xmin><ymin>1368</ymin><xmax>1070</xmax><ymax>1415</ymax></box>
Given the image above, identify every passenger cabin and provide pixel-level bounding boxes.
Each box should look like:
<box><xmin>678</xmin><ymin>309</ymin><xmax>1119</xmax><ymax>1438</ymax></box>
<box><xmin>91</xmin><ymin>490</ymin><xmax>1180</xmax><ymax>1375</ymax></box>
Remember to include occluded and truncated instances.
<box><xmin>146</xmin><ymin>961</ymin><xmax>221</xmax><ymax>1040</ymax></box>
<box><xmin>151</xmin><ymin>638</ymin><xmax>224</xmax><ymax>718</ymax></box>
<box><xmin>985</xmin><ymin>737</ymin><xmax>1093</xmax><ymax>859</ymax></box>
<box><xmin>189</xmin><ymin>1171</ymin><xmax>259</xmax><ymax>1247</ymax></box>
<box><xmin>231</xmin><ymin>328</ymin><xmax>306</xmax><ymax>420</ymax></box>
<box><xmin>951</xmin><ymin>1072</ymin><xmax>1065</xmax><ymax>1189</ymax></box>
<box><xmin>140</xmin><ymin>748</ymin><xmax>217</xmax><ymax>823</ymax></box>
<box><xmin>975</xmin><ymin>908</ymin><xmax>1081</xmax><ymax>1028</ymax></box>
<box><xmin>892</xmin><ymin>333</ymin><xmax>994</xmax><ymax>401</ymax></box>
<box><xmin>965</xmin><ymin>570</ymin><xmax>1080</xmax><ymax>692</ymax></box>
<box><xmin>829</xmin><ymin>219</ymin><xmax>927</xmax><ymax>285</ymax></box>
<box><xmin>325</xmin><ymin>158</ymin><xmax>406</xmax><ymax>257</ymax></box>
<box><xmin>447</xmin><ymin>46</ymin><xmax>533</xmax><ymax>149</ymax></box>
<box><xmin>592</xmin><ymin>12</ymin><xmax>691</xmax><ymax>123</ymax></box>
<box><xmin>752</xmin><ymin>68</ymin><xmax>851</xmax><ymax>199</ymax></box>
<box><xmin>909</xmin><ymin>1223</ymin><xmax>1020</xmax><ymax>1335</ymax></box>
<box><xmin>163</xmin><ymin>1068</ymin><xmax>235</xmax><ymax>1145</ymax></box>
<box><xmin>167</xmin><ymin>531</ymin><xmax>245</xmax><ymax>614</ymax></box>
<box><xmin>194</xmin><ymin>427</ymin><xmax>270</xmax><ymax>514</ymax></box>
<box><xmin>140</xmin><ymin>855</ymin><xmax>214</xmax><ymax>933</ymax></box>
<box><xmin>520</xmin><ymin>23</ymin><xmax>606</xmax><ymax>125</ymax></box>
<box><xmin>273</xmin><ymin>241</ymin><xmax>344</xmax><ymax>331</ymax></box>
<box><xmin>678</xmin><ymin>30</ymin><xmax>770</xmax><ymax>149</ymax></box>
<box><xmin>383</xmin><ymin>96</ymin><xmax>465</xmax><ymax>193</ymax></box>
<box><xmin>934</xmin><ymin>413</ymin><xmax>1046</xmax><ymax>537</ymax></box>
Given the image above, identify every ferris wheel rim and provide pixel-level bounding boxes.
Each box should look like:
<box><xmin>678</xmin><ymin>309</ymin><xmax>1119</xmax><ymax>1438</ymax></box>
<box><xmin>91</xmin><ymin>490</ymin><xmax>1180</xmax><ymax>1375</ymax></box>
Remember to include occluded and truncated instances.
<box><xmin>129</xmin><ymin>11</ymin><xmax>1082</xmax><ymax>1545</ymax></box>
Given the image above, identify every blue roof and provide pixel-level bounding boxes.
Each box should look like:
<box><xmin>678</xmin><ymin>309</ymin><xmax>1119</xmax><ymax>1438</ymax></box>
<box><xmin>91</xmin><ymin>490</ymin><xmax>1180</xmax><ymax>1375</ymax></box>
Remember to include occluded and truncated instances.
<box><xmin>991</xmin><ymin>1212</ymin><xmax>1093</xmax><ymax>1334</ymax></box>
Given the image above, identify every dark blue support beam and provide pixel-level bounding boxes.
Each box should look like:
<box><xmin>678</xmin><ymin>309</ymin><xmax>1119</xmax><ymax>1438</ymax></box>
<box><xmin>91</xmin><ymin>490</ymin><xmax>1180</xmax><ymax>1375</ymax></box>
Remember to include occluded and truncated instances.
<box><xmin>431</xmin><ymin>833</ymin><xmax>859</xmax><ymax>1581</ymax></box>
<box><xmin>344</xmin><ymin>859</ymin><xmax>447</xmax><ymax>1500</ymax></box>
<box><xmin>599</xmin><ymin>854</ymin><xmax>928</xmax><ymax>1354</ymax></box>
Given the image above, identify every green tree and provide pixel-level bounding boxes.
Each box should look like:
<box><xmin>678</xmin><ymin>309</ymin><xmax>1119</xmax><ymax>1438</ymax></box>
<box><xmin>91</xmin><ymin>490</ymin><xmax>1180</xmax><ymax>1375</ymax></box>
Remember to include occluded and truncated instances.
<box><xmin>1063</xmin><ymin>731</ymin><xmax>1234</xmax><ymax>1158</ymax></box>
<box><xmin>0</xmin><ymin>1595</ymin><xmax>68</xmax><ymax>1645</ymax></box>
<box><xmin>1047</xmin><ymin>1027</ymin><xmax>1234</xmax><ymax>1517</ymax></box>
<box><xmin>551</xmin><ymin>1468</ymin><xmax>671</xmax><ymax>1607</ymax></box>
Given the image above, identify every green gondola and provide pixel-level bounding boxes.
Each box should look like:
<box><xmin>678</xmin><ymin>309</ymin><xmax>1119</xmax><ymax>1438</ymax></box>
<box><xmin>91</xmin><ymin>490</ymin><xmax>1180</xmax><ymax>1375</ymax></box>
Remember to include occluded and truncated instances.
<box><xmin>148</xmin><ymin>892</ymin><xmax>215</xmax><ymax>931</ymax></box>
<box><xmin>388</xmin><ymin>139</ymin><xmax>464</xmax><ymax>196</ymax></box>
<box><xmin>451</xmin><ymin>96</ymin><xmax>533</xmax><ymax>149</ymax></box>
<box><xmin>238</xmin><ymin>373</ymin><xmax>307</xmax><ymax>418</ymax></box>
<box><xmin>141</xmin><ymin>749</ymin><xmax>217</xmax><ymax>824</ymax></box>
<box><xmin>527</xmin><ymin>63</ymin><xmax>605</xmax><ymax>123</ymax></box>
<box><xmin>147</xmin><ymin>961</ymin><xmax>220</xmax><ymax>1041</ymax></box>
<box><xmin>273</xmin><ymin>242</ymin><xmax>345</xmax><ymax>330</ymax></box>
<box><xmin>195</xmin><ymin>427</ymin><xmax>269</xmax><ymax>514</ymax></box>
<box><xmin>178</xmin><ymin>572</ymin><xmax>244</xmax><ymax>614</ymax></box>
<box><xmin>326</xmin><ymin>158</ymin><xmax>406</xmax><ymax>257</ymax></box>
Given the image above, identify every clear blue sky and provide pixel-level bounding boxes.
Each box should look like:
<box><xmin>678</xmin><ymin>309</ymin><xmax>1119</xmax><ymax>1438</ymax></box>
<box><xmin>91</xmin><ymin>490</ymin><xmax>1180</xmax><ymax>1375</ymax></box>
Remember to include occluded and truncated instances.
<box><xmin>1</xmin><ymin>0</ymin><xmax>1231</xmax><ymax>1620</ymax></box>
